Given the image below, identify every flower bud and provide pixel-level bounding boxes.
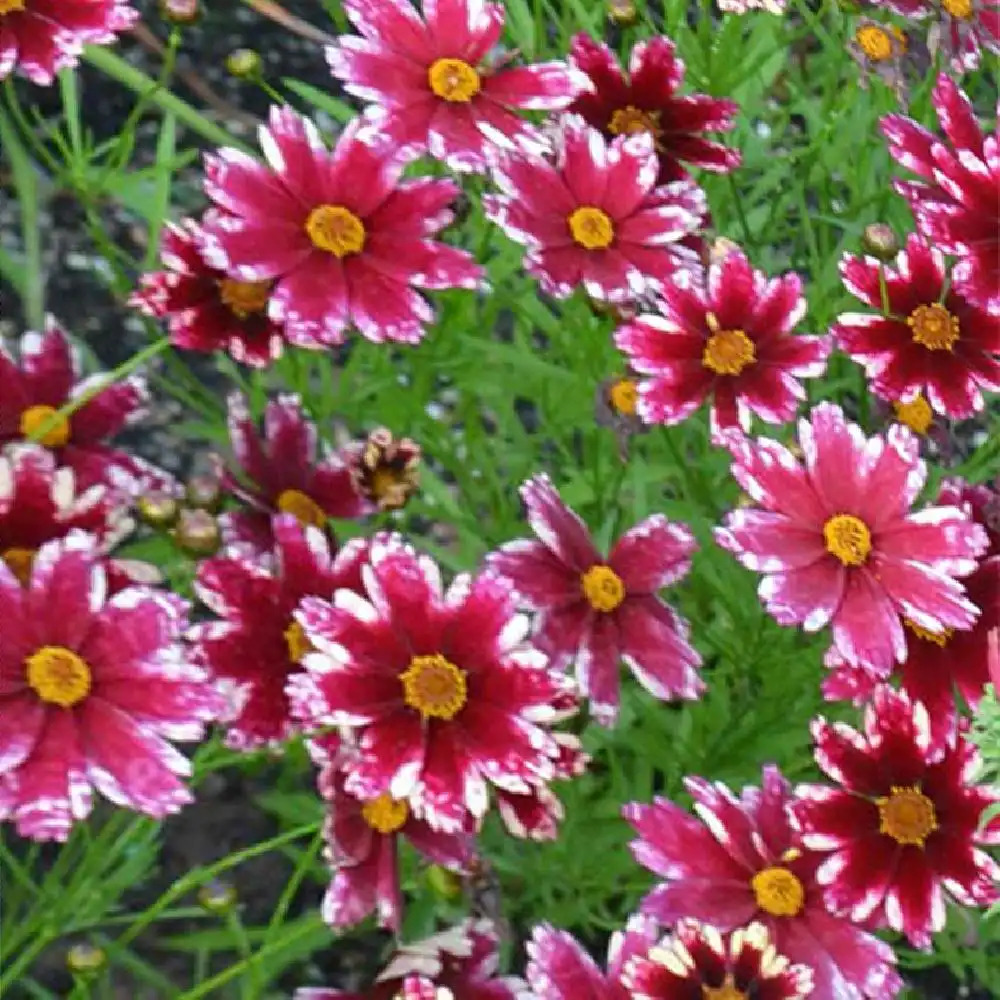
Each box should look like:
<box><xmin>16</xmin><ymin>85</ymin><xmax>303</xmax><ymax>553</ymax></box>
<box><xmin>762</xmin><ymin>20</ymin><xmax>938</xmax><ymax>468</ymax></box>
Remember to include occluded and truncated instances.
<box><xmin>66</xmin><ymin>943</ymin><xmax>107</xmax><ymax>977</ymax></box>
<box><xmin>186</xmin><ymin>473</ymin><xmax>223</xmax><ymax>512</ymax></box>
<box><xmin>893</xmin><ymin>394</ymin><xmax>933</xmax><ymax>435</ymax></box>
<box><xmin>198</xmin><ymin>879</ymin><xmax>238</xmax><ymax>914</ymax></box>
<box><xmin>226</xmin><ymin>49</ymin><xmax>262</xmax><ymax>80</ymax></box>
<box><xmin>136</xmin><ymin>491</ymin><xmax>180</xmax><ymax>529</ymax></box>
<box><xmin>607</xmin><ymin>0</ymin><xmax>638</xmax><ymax>25</ymax></box>
<box><xmin>159</xmin><ymin>0</ymin><xmax>200</xmax><ymax>24</ymax></box>
<box><xmin>861</xmin><ymin>223</ymin><xmax>900</xmax><ymax>261</ymax></box>
<box><xmin>173</xmin><ymin>508</ymin><xmax>221</xmax><ymax>558</ymax></box>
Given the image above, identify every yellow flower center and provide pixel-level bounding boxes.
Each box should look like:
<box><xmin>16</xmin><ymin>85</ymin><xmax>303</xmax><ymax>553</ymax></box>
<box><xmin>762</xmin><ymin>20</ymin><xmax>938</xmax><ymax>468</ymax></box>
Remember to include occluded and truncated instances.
<box><xmin>893</xmin><ymin>394</ymin><xmax>933</xmax><ymax>435</ymax></box>
<box><xmin>2</xmin><ymin>547</ymin><xmax>35</xmax><ymax>586</ymax></box>
<box><xmin>26</xmin><ymin>646</ymin><xmax>92</xmax><ymax>708</ymax></box>
<box><xmin>823</xmin><ymin>514</ymin><xmax>872</xmax><ymax>566</ymax></box>
<box><xmin>19</xmin><ymin>404</ymin><xmax>70</xmax><ymax>448</ymax></box>
<box><xmin>217</xmin><ymin>278</ymin><xmax>272</xmax><ymax>318</ymax></box>
<box><xmin>908</xmin><ymin>303</ymin><xmax>960</xmax><ymax>351</ymax></box>
<box><xmin>702</xmin><ymin>979</ymin><xmax>747</xmax><ymax>1000</ymax></box>
<box><xmin>568</xmin><ymin>206</ymin><xmax>615</xmax><ymax>250</ymax></box>
<box><xmin>751</xmin><ymin>865</ymin><xmax>806</xmax><ymax>917</ymax></box>
<box><xmin>361</xmin><ymin>793</ymin><xmax>410</xmax><ymax>834</ymax></box>
<box><xmin>0</xmin><ymin>0</ymin><xmax>26</xmax><ymax>14</ymax></box>
<box><xmin>275</xmin><ymin>488</ymin><xmax>327</xmax><ymax>529</ymax></box>
<box><xmin>877</xmin><ymin>785</ymin><xmax>938</xmax><ymax>846</ymax></box>
<box><xmin>401</xmin><ymin>653</ymin><xmax>468</xmax><ymax>720</ymax></box>
<box><xmin>284</xmin><ymin>620</ymin><xmax>312</xmax><ymax>662</ymax></box>
<box><xmin>608</xmin><ymin>378</ymin><xmax>639</xmax><ymax>416</ymax></box>
<box><xmin>581</xmin><ymin>564</ymin><xmax>626</xmax><ymax>613</ymax></box>
<box><xmin>608</xmin><ymin>105</ymin><xmax>662</xmax><ymax>141</ymax></box>
<box><xmin>703</xmin><ymin>328</ymin><xmax>756</xmax><ymax>376</ymax></box>
<box><xmin>305</xmin><ymin>205</ymin><xmax>366</xmax><ymax>258</ymax></box>
<box><xmin>855</xmin><ymin>24</ymin><xmax>901</xmax><ymax>61</ymax></box>
<box><xmin>427</xmin><ymin>57</ymin><xmax>481</xmax><ymax>102</ymax></box>
<box><xmin>942</xmin><ymin>0</ymin><xmax>972</xmax><ymax>18</ymax></box>
<box><xmin>904</xmin><ymin>618</ymin><xmax>952</xmax><ymax>647</ymax></box>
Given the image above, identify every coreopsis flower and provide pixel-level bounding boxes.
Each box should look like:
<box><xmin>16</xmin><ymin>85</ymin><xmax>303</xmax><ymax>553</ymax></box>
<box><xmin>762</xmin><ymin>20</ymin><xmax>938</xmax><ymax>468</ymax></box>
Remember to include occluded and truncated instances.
<box><xmin>0</xmin><ymin>533</ymin><xmax>222</xmax><ymax>841</ymax></box>
<box><xmin>615</xmin><ymin>246</ymin><xmax>830</xmax><ymax>436</ymax></box>
<box><xmin>0</xmin><ymin>319</ymin><xmax>174</xmax><ymax>496</ymax></box>
<box><xmin>834</xmin><ymin>233</ymin><xmax>1000</xmax><ymax>419</ymax></box>
<box><xmin>201</xmin><ymin>108</ymin><xmax>483</xmax><ymax>348</ymax></box>
<box><xmin>345</xmin><ymin>427</ymin><xmax>421</xmax><ymax>512</ymax></box>
<box><xmin>595</xmin><ymin>371</ymin><xmax>648</xmax><ymax>461</ymax></box>
<box><xmin>487</xmin><ymin>474</ymin><xmax>703</xmax><ymax>726</ymax></box>
<box><xmin>881</xmin><ymin>73</ymin><xmax>999</xmax><ymax>310</ymax></box>
<box><xmin>0</xmin><ymin>0</ymin><xmax>137</xmax><ymax>85</ymax></box>
<box><xmin>567</xmin><ymin>33</ymin><xmax>740</xmax><ymax>184</ymax></box>
<box><xmin>216</xmin><ymin>393</ymin><xmax>368</xmax><ymax>553</ymax></box>
<box><xmin>191</xmin><ymin>515</ymin><xmax>368</xmax><ymax>749</ymax></box>
<box><xmin>288</xmin><ymin>534</ymin><xmax>573</xmax><ymax>833</ymax></box>
<box><xmin>624</xmin><ymin>766</ymin><xmax>902</xmax><ymax>999</ymax></box>
<box><xmin>131</xmin><ymin>220</ymin><xmax>285</xmax><ymax>368</ymax></box>
<box><xmin>325</xmin><ymin>0</ymin><xmax>584</xmax><ymax>173</ymax></box>
<box><xmin>483</xmin><ymin>117</ymin><xmax>706</xmax><ymax>304</ymax></box>
<box><xmin>871</xmin><ymin>0</ymin><xmax>999</xmax><ymax>71</ymax></box>
<box><xmin>715</xmin><ymin>402</ymin><xmax>987</xmax><ymax>673</ymax></box>
<box><xmin>792</xmin><ymin>686</ymin><xmax>1000</xmax><ymax>948</ymax></box>
<box><xmin>847</xmin><ymin>20</ymin><xmax>912</xmax><ymax>104</ymax></box>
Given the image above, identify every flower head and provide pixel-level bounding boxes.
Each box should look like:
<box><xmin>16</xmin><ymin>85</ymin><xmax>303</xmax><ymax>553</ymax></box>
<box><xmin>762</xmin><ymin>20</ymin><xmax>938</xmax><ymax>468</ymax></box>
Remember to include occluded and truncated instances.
<box><xmin>615</xmin><ymin>246</ymin><xmax>830</xmax><ymax>436</ymax></box>
<box><xmin>715</xmin><ymin>402</ymin><xmax>987</xmax><ymax>673</ymax></box>
<box><xmin>201</xmin><ymin>108</ymin><xmax>483</xmax><ymax>347</ymax></box>
<box><xmin>487</xmin><ymin>474</ymin><xmax>703</xmax><ymax>726</ymax></box>
<box><xmin>568</xmin><ymin>33</ymin><xmax>740</xmax><ymax>184</ymax></box>
<box><xmin>345</xmin><ymin>427</ymin><xmax>422</xmax><ymax>512</ymax></box>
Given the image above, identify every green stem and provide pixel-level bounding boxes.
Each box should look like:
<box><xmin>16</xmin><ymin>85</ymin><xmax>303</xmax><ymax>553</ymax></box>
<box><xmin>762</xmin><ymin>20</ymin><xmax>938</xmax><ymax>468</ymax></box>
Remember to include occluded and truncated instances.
<box><xmin>224</xmin><ymin>907</ymin><xmax>259</xmax><ymax>1000</ymax></box>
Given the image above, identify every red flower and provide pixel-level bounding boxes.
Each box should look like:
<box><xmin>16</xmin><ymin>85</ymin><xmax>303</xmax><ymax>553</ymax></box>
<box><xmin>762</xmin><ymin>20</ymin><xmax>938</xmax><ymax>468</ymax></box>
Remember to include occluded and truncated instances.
<box><xmin>624</xmin><ymin>766</ymin><xmax>902</xmax><ymax>1000</ymax></box>
<box><xmin>483</xmin><ymin>116</ymin><xmax>706</xmax><ymax>304</ymax></box>
<box><xmin>568</xmin><ymin>33</ymin><xmax>740</xmax><ymax>184</ymax></box>
<box><xmin>715</xmin><ymin>402</ymin><xmax>987</xmax><ymax>673</ymax></box>
<box><xmin>201</xmin><ymin>108</ymin><xmax>483</xmax><ymax>348</ymax></box>
<box><xmin>0</xmin><ymin>533</ymin><xmax>222</xmax><ymax>841</ymax></box>
<box><xmin>834</xmin><ymin>234</ymin><xmax>1000</xmax><ymax>419</ymax></box>
<box><xmin>216</xmin><ymin>392</ymin><xmax>368</xmax><ymax>554</ymax></box>
<box><xmin>625</xmin><ymin>920</ymin><xmax>813</xmax><ymax>1000</ymax></box>
<box><xmin>0</xmin><ymin>318</ymin><xmax>175</xmax><ymax>496</ymax></box>
<box><xmin>131</xmin><ymin>220</ymin><xmax>286</xmax><ymax>368</ymax></box>
<box><xmin>881</xmin><ymin>73</ymin><xmax>999</xmax><ymax>311</ymax></box>
<box><xmin>792</xmin><ymin>687</ymin><xmax>1000</xmax><ymax>949</ymax></box>
<box><xmin>192</xmin><ymin>515</ymin><xmax>368</xmax><ymax>749</ymax></box>
<box><xmin>289</xmin><ymin>534</ymin><xmax>572</xmax><ymax>833</ymax></box>
<box><xmin>615</xmin><ymin>246</ymin><xmax>830</xmax><ymax>436</ymax></box>
<box><xmin>0</xmin><ymin>0</ymin><xmax>136</xmax><ymax>85</ymax></box>
<box><xmin>325</xmin><ymin>0</ymin><xmax>585</xmax><ymax>174</ymax></box>
<box><xmin>487</xmin><ymin>475</ymin><xmax>702</xmax><ymax>726</ymax></box>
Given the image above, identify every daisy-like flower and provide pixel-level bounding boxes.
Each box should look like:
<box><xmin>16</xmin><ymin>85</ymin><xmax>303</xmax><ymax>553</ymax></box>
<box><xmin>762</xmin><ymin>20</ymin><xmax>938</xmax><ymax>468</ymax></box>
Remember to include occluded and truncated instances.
<box><xmin>325</xmin><ymin>0</ymin><xmax>584</xmax><ymax>173</ymax></box>
<box><xmin>201</xmin><ymin>108</ymin><xmax>483</xmax><ymax>348</ymax></box>
<box><xmin>792</xmin><ymin>686</ymin><xmax>1000</xmax><ymax>949</ymax></box>
<box><xmin>615</xmin><ymin>246</ymin><xmax>830</xmax><ymax>436</ymax></box>
<box><xmin>881</xmin><ymin>73</ymin><xmax>1000</xmax><ymax>311</ymax></box>
<box><xmin>625</xmin><ymin>920</ymin><xmax>812</xmax><ymax>1000</ymax></box>
<box><xmin>288</xmin><ymin>534</ymin><xmax>572</xmax><ymax>833</ymax></box>
<box><xmin>131</xmin><ymin>220</ymin><xmax>285</xmax><ymax>369</ymax></box>
<box><xmin>216</xmin><ymin>393</ymin><xmax>368</xmax><ymax>553</ymax></box>
<box><xmin>0</xmin><ymin>533</ymin><xmax>222</xmax><ymax>841</ymax></box>
<box><xmin>567</xmin><ymin>33</ymin><xmax>740</xmax><ymax>184</ymax></box>
<box><xmin>834</xmin><ymin>233</ymin><xmax>1000</xmax><ymax>419</ymax></box>
<box><xmin>847</xmin><ymin>20</ymin><xmax>913</xmax><ymax>105</ymax></box>
<box><xmin>0</xmin><ymin>319</ymin><xmax>174</xmax><ymax>496</ymax></box>
<box><xmin>483</xmin><ymin>116</ymin><xmax>706</xmax><ymax>304</ymax></box>
<box><xmin>191</xmin><ymin>515</ymin><xmax>368</xmax><ymax>749</ymax></box>
<box><xmin>624</xmin><ymin>766</ymin><xmax>902</xmax><ymax>999</ymax></box>
<box><xmin>0</xmin><ymin>0</ymin><xmax>137</xmax><ymax>86</ymax></box>
<box><xmin>595</xmin><ymin>370</ymin><xmax>648</xmax><ymax>462</ymax></box>
<box><xmin>487</xmin><ymin>474</ymin><xmax>702</xmax><ymax>726</ymax></box>
<box><xmin>715</xmin><ymin>402</ymin><xmax>987</xmax><ymax>673</ymax></box>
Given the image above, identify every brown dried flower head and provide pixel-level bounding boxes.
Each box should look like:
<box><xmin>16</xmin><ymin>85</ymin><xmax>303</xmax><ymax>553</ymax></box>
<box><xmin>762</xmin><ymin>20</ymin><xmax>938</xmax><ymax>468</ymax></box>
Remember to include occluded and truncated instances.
<box><xmin>351</xmin><ymin>428</ymin><xmax>421</xmax><ymax>512</ymax></box>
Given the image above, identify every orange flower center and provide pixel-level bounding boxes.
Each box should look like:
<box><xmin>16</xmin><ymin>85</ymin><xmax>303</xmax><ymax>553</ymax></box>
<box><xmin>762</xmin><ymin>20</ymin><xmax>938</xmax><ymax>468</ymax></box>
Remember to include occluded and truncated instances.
<box><xmin>284</xmin><ymin>620</ymin><xmax>313</xmax><ymax>662</ymax></box>
<box><xmin>361</xmin><ymin>793</ymin><xmax>410</xmax><ymax>834</ymax></box>
<box><xmin>877</xmin><ymin>785</ymin><xmax>938</xmax><ymax>846</ymax></box>
<box><xmin>275</xmin><ymin>488</ymin><xmax>327</xmax><ymax>529</ymax></box>
<box><xmin>893</xmin><ymin>394</ymin><xmax>933</xmax><ymax>435</ymax></box>
<box><xmin>751</xmin><ymin>865</ymin><xmax>805</xmax><ymax>917</ymax></box>
<box><xmin>0</xmin><ymin>0</ymin><xmax>26</xmax><ymax>14</ymax></box>
<box><xmin>608</xmin><ymin>105</ymin><xmax>662</xmax><ymax>141</ymax></box>
<box><xmin>428</xmin><ymin>57</ymin><xmax>481</xmax><ymax>102</ymax></box>
<box><xmin>217</xmin><ymin>278</ymin><xmax>271</xmax><ymax>318</ymax></box>
<box><xmin>904</xmin><ymin>618</ymin><xmax>952</xmax><ymax>647</ymax></box>
<box><xmin>942</xmin><ymin>0</ymin><xmax>973</xmax><ymax>17</ymax></box>
<box><xmin>2</xmin><ymin>547</ymin><xmax>35</xmax><ymax>586</ymax></box>
<box><xmin>568</xmin><ymin>207</ymin><xmax>615</xmax><ymax>250</ymax></box>
<box><xmin>855</xmin><ymin>23</ymin><xmax>904</xmax><ymax>61</ymax></box>
<box><xmin>703</xmin><ymin>326</ymin><xmax>756</xmax><ymax>376</ymax></box>
<box><xmin>581</xmin><ymin>564</ymin><xmax>626</xmax><ymax>613</ymax></box>
<box><xmin>702</xmin><ymin>979</ymin><xmax>747</xmax><ymax>1000</ymax></box>
<box><xmin>305</xmin><ymin>205</ymin><xmax>366</xmax><ymax>257</ymax></box>
<box><xmin>26</xmin><ymin>646</ymin><xmax>92</xmax><ymax>708</ymax></box>
<box><xmin>823</xmin><ymin>514</ymin><xmax>872</xmax><ymax>566</ymax></box>
<box><xmin>20</xmin><ymin>404</ymin><xmax>70</xmax><ymax>448</ymax></box>
<box><xmin>401</xmin><ymin>653</ymin><xmax>468</xmax><ymax>720</ymax></box>
<box><xmin>908</xmin><ymin>303</ymin><xmax>959</xmax><ymax>351</ymax></box>
<box><xmin>608</xmin><ymin>378</ymin><xmax>639</xmax><ymax>416</ymax></box>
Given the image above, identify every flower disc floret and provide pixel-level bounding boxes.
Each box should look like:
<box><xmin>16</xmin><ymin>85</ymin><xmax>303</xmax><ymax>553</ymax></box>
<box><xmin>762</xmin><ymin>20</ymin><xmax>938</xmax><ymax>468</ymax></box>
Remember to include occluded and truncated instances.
<box><xmin>568</xmin><ymin>207</ymin><xmax>615</xmax><ymax>250</ymax></box>
<box><xmin>702</xmin><ymin>326</ymin><xmax>756</xmax><ymax>376</ymax></box>
<box><xmin>581</xmin><ymin>564</ymin><xmax>626</xmax><ymax>612</ymax></box>
<box><xmin>361</xmin><ymin>793</ymin><xmax>410</xmax><ymax>834</ymax></box>
<box><xmin>276</xmin><ymin>488</ymin><xmax>327</xmax><ymax>530</ymax></box>
<box><xmin>305</xmin><ymin>205</ymin><xmax>366</xmax><ymax>257</ymax></box>
<box><xmin>19</xmin><ymin>404</ymin><xmax>70</xmax><ymax>448</ymax></box>
<box><xmin>750</xmin><ymin>866</ymin><xmax>805</xmax><ymax>917</ymax></box>
<box><xmin>401</xmin><ymin>654</ymin><xmax>468</xmax><ymax>720</ymax></box>
<box><xmin>26</xmin><ymin>646</ymin><xmax>91</xmax><ymax>708</ymax></box>
<box><xmin>876</xmin><ymin>785</ymin><xmax>938</xmax><ymax>846</ymax></box>
<box><xmin>2</xmin><ymin>546</ymin><xmax>35</xmax><ymax>585</ymax></box>
<box><xmin>823</xmin><ymin>514</ymin><xmax>872</xmax><ymax>566</ymax></box>
<box><xmin>908</xmin><ymin>303</ymin><xmax>959</xmax><ymax>351</ymax></box>
<box><xmin>217</xmin><ymin>278</ymin><xmax>271</xmax><ymax>318</ymax></box>
<box><xmin>427</xmin><ymin>58</ymin><xmax>481</xmax><ymax>102</ymax></box>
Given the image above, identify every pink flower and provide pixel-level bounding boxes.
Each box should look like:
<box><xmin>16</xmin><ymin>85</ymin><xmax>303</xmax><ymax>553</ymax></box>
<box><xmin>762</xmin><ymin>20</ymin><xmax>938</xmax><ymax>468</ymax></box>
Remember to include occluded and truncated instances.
<box><xmin>487</xmin><ymin>474</ymin><xmax>702</xmax><ymax>726</ymax></box>
<box><xmin>834</xmin><ymin>233</ymin><xmax>1000</xmax><ymax>419</ymax></box>
<box><xmin>483</xmin><ymin>116</ymin><xmax>706</xmax><ymax>303</ymax></box>
<box><xmin>289</xmin><ymin>534</ymin><xmax>572</xmax><ymax>833</ymax></box>
<box><xmin>624</xmin><ymin>766</ymin><xmax>902</xmax><ymax>1000</ymax></box>
<box><xmin>131</xmin><ymin>220</ymin><xmax>285</xmax><ymax>368</ymax></box>
<box><xmin>715</xmin><ymin>402</ymin><xmax>987</xmax><ymax>674</ymax></box>
<box><xmin>568</xmin><ymin>33</ymin><xmax>740</xmax><ymax>184</ymax></box>
<box><xmin>792</xmin><ymin>687</ymin><xmax>1000</xmax><ymax>949</ymax></box>
<box><xmin>192</xmin><ymin>515</ymin><xmax>368</xmax><ymax>749</ymax></box>
<box><xmin>0</xmin><ymin>533</ymin><xmax>222</xmax><ymax>841</ymax></box>
<box><xmin>615</xmin><ymin>246</ymin><xmax>830</xmax><ymax>436</ymax></box>
<box><xmin>0</xmin><ymin>0</ymin><xmax>137</xmax><ymax>85</ymax></box>
<box><xmin>201</xmin><ymin>108</ymin><xmax>483</xmax><ymax>348</ymax></box>
<box><xmin>881</xmin><ymin>73</ymin><xmax>1000</xmax><ymax>311</ymax></box>
<box><xmin>325</xmin><ymin>0</ymin><xmax>584</xmax><ymax>173</ymax></box>
<box><xmin>0</xmin><ymin>318</ymin><xmax>175</xmax><ymax>496</ymax></box>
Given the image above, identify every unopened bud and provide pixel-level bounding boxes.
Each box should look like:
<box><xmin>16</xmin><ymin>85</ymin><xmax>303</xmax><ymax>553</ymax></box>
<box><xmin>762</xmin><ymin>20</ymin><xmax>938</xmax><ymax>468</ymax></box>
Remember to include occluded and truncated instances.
<box><xmin>861</xmin><ymin>223</ymin><xmax>900</xmax><ymax>261</ymax></box>
<box><xmin>67</xmin><ymin>943</ymin><xmax>107</xmax><ymax>976</ymax></box>
<box><xmin>226</xmin><ymin>49</ymin><xmax>262</xmax><ymax>79</ymax></box>
<box><xmin>607</xmin><ymin>0</ymin><xmax>638</xmax><ymax>25</ymax></box>
<box><xmin>174</xmin><ymin>508</ymin><xmax>221</xmax><ymax>558</ymax></box>
<box><xmin>136</xmin><ymin>491</ymin><xmax>180</xmax><ymax>529</ymax></box>
<box><xmin>198</xmin><ymin>880</ymin><xmax>238</xmax><ymax>914</ymax></box>
<box><xmin>160</xmin><ymin>0</ymin><xmax>200</xmax><ymax>24</ymax></box>
<box><xmin>186</xmin><ymin>474</ymin><xmax>223</xmax><ymax>512</ymax></box>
